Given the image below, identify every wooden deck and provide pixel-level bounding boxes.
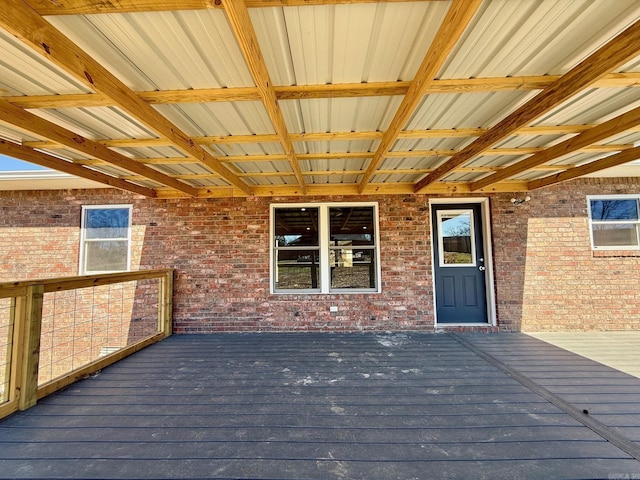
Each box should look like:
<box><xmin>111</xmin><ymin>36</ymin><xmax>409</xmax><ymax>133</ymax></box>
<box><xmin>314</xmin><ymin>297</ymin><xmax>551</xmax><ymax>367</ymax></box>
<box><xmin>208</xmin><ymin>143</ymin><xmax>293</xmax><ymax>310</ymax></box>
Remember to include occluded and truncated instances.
<box><xmin>1</xmin><ymin>332</ymin><xmax>640</xmax><ymax>479</ymax></box>
<box><xmin>528</xmin><ymin>331</ymin><xmax>640</xmax><ymax>378</ymax></box>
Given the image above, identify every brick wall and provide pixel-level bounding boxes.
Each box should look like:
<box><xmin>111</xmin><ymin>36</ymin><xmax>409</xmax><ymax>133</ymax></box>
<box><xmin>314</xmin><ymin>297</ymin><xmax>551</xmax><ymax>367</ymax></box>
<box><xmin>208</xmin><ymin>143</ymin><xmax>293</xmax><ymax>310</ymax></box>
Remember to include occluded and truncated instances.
<box><xmin>491</xmin><ymin>178</ymin><xmax>640</xmax><ymax>332</ymax></box>
<box><xmin>1</xmin><ymin>178</ymin><xmax>639</xmax><ymax>333</ymax></box>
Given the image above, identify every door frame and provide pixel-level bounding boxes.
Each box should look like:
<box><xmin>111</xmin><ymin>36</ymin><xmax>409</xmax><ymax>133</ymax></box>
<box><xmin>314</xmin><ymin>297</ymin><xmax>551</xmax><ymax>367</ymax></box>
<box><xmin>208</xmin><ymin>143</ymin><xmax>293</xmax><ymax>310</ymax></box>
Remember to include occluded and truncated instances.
<box><xmin>429</xmin><ymin>197</ymin><xmax>496</xmax><ymax>327</ymax></box>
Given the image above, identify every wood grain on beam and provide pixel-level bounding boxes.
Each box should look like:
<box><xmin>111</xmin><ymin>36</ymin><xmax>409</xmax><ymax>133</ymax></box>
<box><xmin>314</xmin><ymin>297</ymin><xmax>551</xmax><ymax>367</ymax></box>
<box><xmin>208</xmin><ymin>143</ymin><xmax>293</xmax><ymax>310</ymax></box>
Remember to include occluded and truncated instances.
<box><xmin>29</xmin><ymin>0</ymin><xmax>446</xmax><ymax>16</ymax></box>
<box><xmin>414</xmin><ymin>18</ymin><xmax>640</xmax><ymax>193</ymax></box>
<box><xmin>22</xmin><ymin>126</ymin><xmax>640</xmax><ymax>152</ymax></box>
<box><xmin>0</xmin><ymin>100</ymin><xmax>198</xmax><ymax>196</ymax></box>
<box><xmin>358</xmin><ymin>0</ymin><xmax>483</xmax><ymax>193</ymax></box>
<box><xmin>528</xmin><ymin>146</ymin><xmax>640</xmax><ymax>190</ymax></box>
<box><xmin>153</xmin><ymin>178</ymin><xmax>529</xmax><ymax>199</ymax></box>
<box><xmin>7</xmin><ymin>73</ymin><xmax>640</xmax><ymax>109</ymax></box>
<box><xmin>3</xmin><ymin>0</ymin><xmax>252</xmax><ymax>195</ymax></box>
<box><xmin>470</xmin><ymin>105</ymin><xmax>640</xmax><ymax>190</ymax></box>
<box><xmin>221</xmin><ymin>0</ymin><xmax>305</xmax><ymax>192</ymax></box>
<box><xmin>0</xmin><ymin>140</ymin><xmax>157</xmax><ymax>197</ymax></box>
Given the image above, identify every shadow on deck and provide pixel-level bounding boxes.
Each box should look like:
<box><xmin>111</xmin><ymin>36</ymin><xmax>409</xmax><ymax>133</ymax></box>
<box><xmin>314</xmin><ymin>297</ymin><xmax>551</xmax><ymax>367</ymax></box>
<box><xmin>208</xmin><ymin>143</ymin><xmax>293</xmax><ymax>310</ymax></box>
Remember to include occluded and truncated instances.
<box><xmin>1</xmin><ymin>332</ymin><xmax>640</xmax><ymax>479</ymax></box>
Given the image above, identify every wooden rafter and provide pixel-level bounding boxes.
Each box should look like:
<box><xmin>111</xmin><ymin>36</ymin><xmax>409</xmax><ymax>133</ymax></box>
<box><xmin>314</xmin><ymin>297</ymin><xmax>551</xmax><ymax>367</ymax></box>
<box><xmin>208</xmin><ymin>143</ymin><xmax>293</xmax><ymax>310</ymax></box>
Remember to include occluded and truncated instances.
<box><xmin>28</xmin><ymin>0</ymin><xmax>448</xmax><ymax>16</ymax></box>
<box><xmin>528</xmin><ymin>146</ymin><xmax>640</xmax><ymax>191</ymax></box>
<box><xmin>413</xmin><ymin>18</ymin><xmax>640</xmax><ymax>193</ymax></box>
<box><xmin>470</xmin><ymin>105</ymin><xmax>640</xmax><ymax>190</ymax></box>
<box><xmin>1</xmin><ymin>0</ymin><xmax>252</xmax><ymax>195</ymax></box>
<box><xmin>0</xmin><ymin>100</ymin><xmax>199</xmax><ymax>196</ymax></box>
<box><xmin>0</xmin><ymin>140</ymin><xmax>157</xmax><ymax>197</ymax></box>
<box><xmin>357</xmin><ymin>0</ymin><xmax>483</xmax><ymax>193</ymax></box>
<box><xmin>221</xmin><ymin>0</ymin><xmax>305</xmax><ymax>193</ymax></box>
<box><xmin>7</xmin><ymin>73</ymin><xmax>640</xmax><ymax>109</ymax></box>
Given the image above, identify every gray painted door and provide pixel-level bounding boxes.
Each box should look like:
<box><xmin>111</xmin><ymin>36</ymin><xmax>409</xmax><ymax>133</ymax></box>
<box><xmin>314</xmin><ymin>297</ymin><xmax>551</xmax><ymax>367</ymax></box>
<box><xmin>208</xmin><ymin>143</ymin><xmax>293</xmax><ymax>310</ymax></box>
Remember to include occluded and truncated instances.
<box><xmin>432</xmin><ymin>203</ymin><xmax>488</xmax><ymax>324</ymax></box>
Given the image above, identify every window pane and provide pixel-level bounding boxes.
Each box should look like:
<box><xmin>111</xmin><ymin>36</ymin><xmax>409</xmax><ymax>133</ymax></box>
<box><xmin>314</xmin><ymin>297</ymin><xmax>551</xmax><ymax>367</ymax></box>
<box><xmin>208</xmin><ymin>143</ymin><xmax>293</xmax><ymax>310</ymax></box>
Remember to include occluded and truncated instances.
<box><xmin>274</xmin><ymin>208</ymin><xmax>319</xmax><ymax>246</ymax></box>
<box><xmin>593</xmin><ymin>224</ymin><xmax>640</xmax><ymax>248</ymax></box>
<box><xmin>440</xmin><ymin>212</ymin><xmax>473</xmax><ymax>265</ymax></box>
<box><xmin>85</xmin><ymin>208</ymin><xmax>130</xmax><ymax>239</ymax></box>
<box><xmin>85</xmin><ymin>241</ymin><xmax>128</xmax><ymax>272</ymax></box>
<box><xmin>590</xmin><ymin>199</ymin><xmax>639</xmax><ymax>221</ymax></box>
<box><xmin>275</xmin><ymin>250</ymin><xmax>320</xmax><ymax>290</ymax></box>
<box><xmin>330</xmin><ymin>248</ymin><xmax>376</xmax><ymax>289</ymax></box>
<box><xmin>329</xmin><ymin>207</ymin><xmax>374</xmax><ymax>246</ymax></box>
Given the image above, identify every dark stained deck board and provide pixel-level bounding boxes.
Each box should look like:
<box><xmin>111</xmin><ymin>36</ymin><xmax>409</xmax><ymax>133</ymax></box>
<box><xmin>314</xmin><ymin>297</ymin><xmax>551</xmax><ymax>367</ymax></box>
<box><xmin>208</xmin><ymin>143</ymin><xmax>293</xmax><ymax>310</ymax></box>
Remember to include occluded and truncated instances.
<box><xmin>1</xmin><ymin>332</ymin><xmax>640</xmax><ymax>479</ymax></box>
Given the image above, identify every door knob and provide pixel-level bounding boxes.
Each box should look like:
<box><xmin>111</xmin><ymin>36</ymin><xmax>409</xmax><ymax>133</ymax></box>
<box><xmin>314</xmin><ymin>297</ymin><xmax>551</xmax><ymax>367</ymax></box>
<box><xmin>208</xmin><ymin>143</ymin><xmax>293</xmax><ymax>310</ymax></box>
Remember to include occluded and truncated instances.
<box><xmin>478</xmin><ymin>266</ymin><xmax>486</xmax><ymax>271</ymax></box>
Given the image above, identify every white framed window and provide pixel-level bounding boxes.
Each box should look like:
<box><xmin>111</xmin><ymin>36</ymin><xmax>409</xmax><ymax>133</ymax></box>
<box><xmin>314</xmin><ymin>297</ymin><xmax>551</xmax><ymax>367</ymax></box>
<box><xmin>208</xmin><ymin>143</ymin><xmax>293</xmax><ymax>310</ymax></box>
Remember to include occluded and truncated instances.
<box><xmin>80</xmin><ymin>205</ymin><xmax>132</xmax><ymax>274</ymax></box>
<box><xmin>270</xmin><ymin>203</ymin><xmax>381</xmax><ymax>294</ymax></box>
<box><xmin>436</xmin><ymin>209</ymin><xmax>476</xmax><ymax>267</ymax></box>
<box><xmin>588</xmin><ymin>195</ymin><xmax>640</xmax><ymax>250</ymax></box>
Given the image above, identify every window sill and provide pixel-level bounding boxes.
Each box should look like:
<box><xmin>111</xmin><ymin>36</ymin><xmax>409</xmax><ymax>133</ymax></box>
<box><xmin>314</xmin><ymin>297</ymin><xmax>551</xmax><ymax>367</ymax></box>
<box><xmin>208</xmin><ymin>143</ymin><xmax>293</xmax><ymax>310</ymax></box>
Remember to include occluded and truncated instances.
<box><xmin>593</xmin><ymin>250</ymin><xmax>640</xmax><ymax>258</ymax></box>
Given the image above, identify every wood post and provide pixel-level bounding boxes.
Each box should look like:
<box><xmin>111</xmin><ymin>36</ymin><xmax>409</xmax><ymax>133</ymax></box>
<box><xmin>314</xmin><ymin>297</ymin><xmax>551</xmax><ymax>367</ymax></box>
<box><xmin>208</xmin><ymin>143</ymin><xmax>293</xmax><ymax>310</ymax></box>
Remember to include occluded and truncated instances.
<box><xmin>159</xmin><ymin>270</ymin><xmax>173</xmax><ymax>338</ymax></box>
<box><xmin>18</xmin><ymin>284</ymin><xmax>44</xmax><ymax>411</ymax></box>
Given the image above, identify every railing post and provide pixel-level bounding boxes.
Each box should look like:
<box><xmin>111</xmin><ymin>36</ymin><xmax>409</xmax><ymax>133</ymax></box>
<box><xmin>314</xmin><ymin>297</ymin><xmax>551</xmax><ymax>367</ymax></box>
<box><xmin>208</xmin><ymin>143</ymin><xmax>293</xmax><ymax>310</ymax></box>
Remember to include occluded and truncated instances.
<box><xmin>18</xmin><ymin>284</ymin><xmax>44</xmax><ymax>411</ymax></box>
<box><xmin>4</xmin><ymin>297</ymin><xmax>19</xmax><ymax>405</ymax></box>
<box><xmin>159</xmin><ymin>270</ymin><xmax>173</xmax><ymax>338</ymax></box>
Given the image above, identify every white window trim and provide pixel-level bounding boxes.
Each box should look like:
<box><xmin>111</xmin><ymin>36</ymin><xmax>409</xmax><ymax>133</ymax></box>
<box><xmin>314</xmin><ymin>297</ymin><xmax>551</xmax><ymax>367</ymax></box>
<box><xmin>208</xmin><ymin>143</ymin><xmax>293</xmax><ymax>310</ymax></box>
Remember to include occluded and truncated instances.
<box><xmin>79</xmin><ymin>204</ymin><xmax>133</xmax><ymax>275</ymax></box>
<box><xmin>270</xmin><ymin>202</ymin><xmax>381</xmax><ymax>294</ymax></box>
<box><xmin>587</xmin><ymin>194</ymin><xmax>640</xmax><ymax>251</ymax></box>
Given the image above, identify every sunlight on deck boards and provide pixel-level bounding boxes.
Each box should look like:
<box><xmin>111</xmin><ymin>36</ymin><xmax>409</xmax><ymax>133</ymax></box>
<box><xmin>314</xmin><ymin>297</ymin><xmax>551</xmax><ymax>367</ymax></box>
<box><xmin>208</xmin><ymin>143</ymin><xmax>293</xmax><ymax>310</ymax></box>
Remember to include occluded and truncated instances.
<box><xmin>526</xmin><ymin>332</ymin><xmax>640</xmax><ymax>379</ymax></box>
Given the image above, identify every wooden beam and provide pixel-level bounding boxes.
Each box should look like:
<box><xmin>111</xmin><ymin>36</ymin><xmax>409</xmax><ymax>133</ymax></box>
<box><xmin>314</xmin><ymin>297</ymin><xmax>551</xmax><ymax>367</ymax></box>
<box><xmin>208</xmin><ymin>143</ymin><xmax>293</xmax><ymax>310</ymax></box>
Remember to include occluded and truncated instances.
<box><xmin>221</xmin><ymin>0</ymin><xmax>306</xmax><ymax>192</ymax></box>
<box><xmin>470</xmin><ymin>105</ymin><xmax>640</xmax><ymax>190</ymax></box>
<box><xmin>528</xmin><ymin>146</ymin><xmax>640</xmax><ymax>191</ymax></box>
<box><xmin>2</xmin><ymin>0</ymin><xmax>252</xmax><ymax>195</ymax></box>
<box><xmin>9</xmin><ymin>73</ymin><xmax>640</xmax><ymax>109</ymax></box>
<box><xmin>0</xmin><ymin>140</ymin><xmax>157</xmax><ymax>197</ymax></box>
<box><xmin>414</xmin><ymin>18</ymin><xmax>640</xmax><ymax>193</ymax></box>
<box><xmin>358</xmin><ymin>0</ymin><xmax>483</xmax><ymax>193</ymax></box>
<box><xmin>153</xmin><ymin>179</ymin><xmax>530</xmax><ymax>199</ymax></box>
<box><xmin>0</xmin><ymin>100</ymin><xmax>199</xmax><ymax>196</ymax></box>
<box><xmin>22</xmin><ymin>125</ymin><xmax>640</xmax><ymax>151</ymax></box>
<box><xmin>29</xmin><ymin>0</ymin><xmax>447</xmax><ymax>15</ymax></box>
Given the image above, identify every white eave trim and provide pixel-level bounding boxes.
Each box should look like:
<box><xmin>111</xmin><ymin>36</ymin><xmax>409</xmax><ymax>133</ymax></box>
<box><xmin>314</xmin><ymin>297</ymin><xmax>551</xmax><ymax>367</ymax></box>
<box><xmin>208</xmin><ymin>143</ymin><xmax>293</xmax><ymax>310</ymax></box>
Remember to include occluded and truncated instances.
<box><xmin>0</xmin><ymin>170</ymin><xmax>109</xmax><ymax>190</ymax></box>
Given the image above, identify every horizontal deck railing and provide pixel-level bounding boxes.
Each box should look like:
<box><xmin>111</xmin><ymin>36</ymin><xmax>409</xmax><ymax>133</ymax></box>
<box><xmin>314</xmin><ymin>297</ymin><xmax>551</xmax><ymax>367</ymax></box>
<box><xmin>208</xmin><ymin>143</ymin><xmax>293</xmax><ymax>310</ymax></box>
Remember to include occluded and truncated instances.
<box><xmin>0</xmin><ymin>269</ymin><xmax>173</xmax><ymax>420</ymax></box>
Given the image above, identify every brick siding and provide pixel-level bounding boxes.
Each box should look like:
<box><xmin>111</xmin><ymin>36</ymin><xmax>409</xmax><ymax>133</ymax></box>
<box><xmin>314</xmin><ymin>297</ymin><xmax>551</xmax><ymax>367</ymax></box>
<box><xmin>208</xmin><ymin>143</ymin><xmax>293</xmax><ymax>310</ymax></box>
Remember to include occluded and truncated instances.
<box><xmin>1</xmin><ymin>178</ymin><xmax>638</xmax><ymax>333</ymax></box>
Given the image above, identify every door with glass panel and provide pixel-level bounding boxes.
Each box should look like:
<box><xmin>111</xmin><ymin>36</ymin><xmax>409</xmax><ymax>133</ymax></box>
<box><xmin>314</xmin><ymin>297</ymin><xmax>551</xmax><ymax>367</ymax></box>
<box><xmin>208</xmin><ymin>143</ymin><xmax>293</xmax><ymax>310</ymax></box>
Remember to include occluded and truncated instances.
<box><xmin>432</xmin><ymin>204</ymin><xmax>488</xmax><ymax>324</ymax></box>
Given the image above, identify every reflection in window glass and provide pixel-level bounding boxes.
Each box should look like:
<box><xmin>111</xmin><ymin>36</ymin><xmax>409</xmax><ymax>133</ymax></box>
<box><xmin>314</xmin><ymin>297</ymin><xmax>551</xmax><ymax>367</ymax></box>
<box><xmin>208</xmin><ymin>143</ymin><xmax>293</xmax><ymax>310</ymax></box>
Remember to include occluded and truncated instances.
<box><xmin>275</xmin><ymin>250</ymin><xmax>319</xmax><ymax>290</ymax></box>
<box><xmin>590</xmin><ymin>199</ymin><xmax>638</xmax><ymax>221</ymax></box>
<box><xmin>589</xmin><ymin>197</ymin><xmax>640</xmax><ymax>249</ymax></box>
<box><xmin>440</xmin><ymin>211</ymin><xmax>473</xmax><ymax>265</ymax></box>
<box><xmin>330</xmin><ymin>248</ymin><xmax>376</xmax><ymax>289</ymax></box>
<box><xmin>274</xmin><ymin>208</ymin><xmax>319</xmax><ymax>247</ymax></box>
<box><xmin>85</xmin><ymin>208</ymin><xmax>130</xmax><ymax>239</ymax></box>
<box><xmin>329</xmin><ymin>207</ymin><xmax>374</xmax><ymax>245</ymax></box>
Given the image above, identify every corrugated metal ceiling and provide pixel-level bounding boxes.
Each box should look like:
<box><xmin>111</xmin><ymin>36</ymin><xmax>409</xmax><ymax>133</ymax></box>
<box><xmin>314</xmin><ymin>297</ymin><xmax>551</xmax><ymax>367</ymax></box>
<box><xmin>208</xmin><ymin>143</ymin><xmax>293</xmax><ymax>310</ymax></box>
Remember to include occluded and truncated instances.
<box><xmin>0</xmin><ymin>0</ymin><xmax>639</xmax><ymax>197</ymax></box>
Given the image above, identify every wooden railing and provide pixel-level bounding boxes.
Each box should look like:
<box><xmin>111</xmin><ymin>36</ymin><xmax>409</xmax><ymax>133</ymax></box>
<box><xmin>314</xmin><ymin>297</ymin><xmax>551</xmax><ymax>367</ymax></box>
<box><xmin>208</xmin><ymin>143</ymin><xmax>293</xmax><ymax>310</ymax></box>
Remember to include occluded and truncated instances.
<box><xmin>0</xmin><ymin>269</ymin><xmax>173</xmax><ymax>420</ymax></box>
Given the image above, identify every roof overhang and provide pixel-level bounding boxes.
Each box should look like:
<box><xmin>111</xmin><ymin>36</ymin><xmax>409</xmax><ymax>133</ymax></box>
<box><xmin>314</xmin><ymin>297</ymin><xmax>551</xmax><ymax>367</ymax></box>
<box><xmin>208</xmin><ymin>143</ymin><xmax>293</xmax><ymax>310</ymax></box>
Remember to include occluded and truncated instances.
<box><xmin>0</xmin><ymin>170</ymin><xmax>107</xmax><ymax>191</ymax></box>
